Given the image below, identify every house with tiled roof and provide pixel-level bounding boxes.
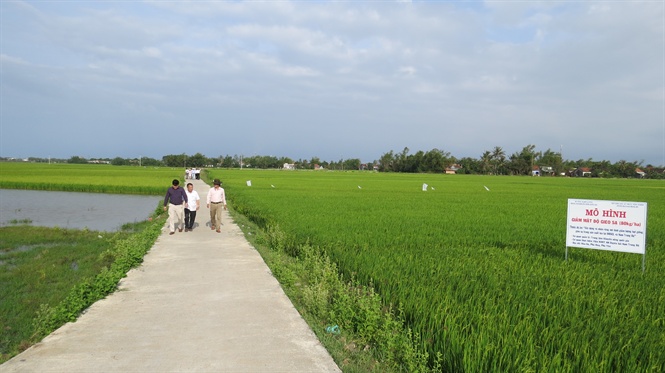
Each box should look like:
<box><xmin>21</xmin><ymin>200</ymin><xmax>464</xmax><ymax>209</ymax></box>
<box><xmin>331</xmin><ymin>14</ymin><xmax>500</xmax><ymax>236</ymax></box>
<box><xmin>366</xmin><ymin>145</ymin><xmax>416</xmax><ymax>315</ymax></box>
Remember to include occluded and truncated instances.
<box><xmin>572</xmin><ymin>167</ymin><xmax>592</xmax><ymax>177</ymax></box>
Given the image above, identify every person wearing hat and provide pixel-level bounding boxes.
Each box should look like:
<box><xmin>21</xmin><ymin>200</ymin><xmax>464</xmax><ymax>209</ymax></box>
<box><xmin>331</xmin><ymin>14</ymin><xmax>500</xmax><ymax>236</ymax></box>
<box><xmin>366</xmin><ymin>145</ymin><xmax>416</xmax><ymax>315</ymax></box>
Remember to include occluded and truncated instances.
<box><xmin>163</xmin><ymin>179</ymin><xmax>188</xmax><ymax>235</ymax></box>
<box><xmin>206</xmin><ymin>179</ymin><xmax>227</xmax><ymax>233</ymax></box>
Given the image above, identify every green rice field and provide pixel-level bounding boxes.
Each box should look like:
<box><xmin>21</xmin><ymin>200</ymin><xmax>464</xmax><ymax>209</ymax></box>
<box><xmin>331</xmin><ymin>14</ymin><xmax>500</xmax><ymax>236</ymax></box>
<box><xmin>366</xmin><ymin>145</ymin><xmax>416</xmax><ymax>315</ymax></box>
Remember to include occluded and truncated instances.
<box><xmin>210</xmin><ymin>169</ymin><xmax>665</xmax><ymax>372</ymax></box>
<box><xmin>0</xmin><ymin>163</ymin><xmax>183</xmax><ymax>195</ymax></box>
<box><xmin>2</xmin><ymin>163</ymin><xmax>663</xmax><ymax>371</ymax></box>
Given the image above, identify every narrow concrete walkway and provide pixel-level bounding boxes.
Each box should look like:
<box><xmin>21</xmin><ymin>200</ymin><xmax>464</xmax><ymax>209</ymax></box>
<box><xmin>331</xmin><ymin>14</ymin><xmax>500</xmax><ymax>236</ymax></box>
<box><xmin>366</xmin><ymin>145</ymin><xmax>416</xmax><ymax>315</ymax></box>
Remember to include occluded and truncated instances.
<box><xmin>1</xmin><ymin>179</ymin><xmax>340</xmax><ymax>373</ymax></box>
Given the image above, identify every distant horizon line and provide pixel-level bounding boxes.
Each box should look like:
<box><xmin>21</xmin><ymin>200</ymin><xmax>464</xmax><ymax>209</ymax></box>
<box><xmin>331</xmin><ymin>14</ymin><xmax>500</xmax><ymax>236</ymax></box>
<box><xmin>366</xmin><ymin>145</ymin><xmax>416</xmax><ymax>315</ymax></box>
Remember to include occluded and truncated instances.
<box><xmin>1</xmin><ymin>154</ymin><xmax>663</xmax><ymax>168</ymax></box>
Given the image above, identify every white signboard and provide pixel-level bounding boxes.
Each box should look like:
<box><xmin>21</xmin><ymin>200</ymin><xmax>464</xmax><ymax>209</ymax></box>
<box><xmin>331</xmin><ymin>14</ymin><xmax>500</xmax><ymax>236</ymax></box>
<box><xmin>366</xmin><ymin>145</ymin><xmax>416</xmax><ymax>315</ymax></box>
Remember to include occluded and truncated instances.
<box><xmin>566</xmin><ymin>199</ymin><xmax>647</xmax><ymax>254</ymax></box>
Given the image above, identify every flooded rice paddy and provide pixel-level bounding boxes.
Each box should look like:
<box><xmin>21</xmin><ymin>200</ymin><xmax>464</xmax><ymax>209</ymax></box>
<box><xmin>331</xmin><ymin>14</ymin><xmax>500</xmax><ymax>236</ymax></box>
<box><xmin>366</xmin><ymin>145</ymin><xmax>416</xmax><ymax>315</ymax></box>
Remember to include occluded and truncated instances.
<box><xmin>0</xmin><ymin>189</ymin><xmax>160</xmax><ymax>231</ymax></box>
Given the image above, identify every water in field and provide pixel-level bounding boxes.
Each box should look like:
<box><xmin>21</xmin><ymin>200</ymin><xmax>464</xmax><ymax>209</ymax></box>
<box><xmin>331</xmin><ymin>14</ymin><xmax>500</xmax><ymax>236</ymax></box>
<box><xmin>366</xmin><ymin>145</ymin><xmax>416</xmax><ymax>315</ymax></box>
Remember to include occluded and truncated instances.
<box><xmin>0</xmin><ymin>189</ymin><xmax>160</xmax><ymax>231</ymax></box>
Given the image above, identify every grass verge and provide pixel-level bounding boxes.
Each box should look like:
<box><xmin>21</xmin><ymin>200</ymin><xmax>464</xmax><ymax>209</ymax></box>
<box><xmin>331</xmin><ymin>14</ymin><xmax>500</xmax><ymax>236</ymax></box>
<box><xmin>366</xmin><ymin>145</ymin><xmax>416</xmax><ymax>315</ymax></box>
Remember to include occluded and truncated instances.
<box><xmin>0</xmin><ymin>209</ymin><xmax>166</xmax><ymax>363</ymax></box>
<box><xmin>229</xmin><ymin>211</ymin><xmax>437</xmax><ymax>372</ymax></box>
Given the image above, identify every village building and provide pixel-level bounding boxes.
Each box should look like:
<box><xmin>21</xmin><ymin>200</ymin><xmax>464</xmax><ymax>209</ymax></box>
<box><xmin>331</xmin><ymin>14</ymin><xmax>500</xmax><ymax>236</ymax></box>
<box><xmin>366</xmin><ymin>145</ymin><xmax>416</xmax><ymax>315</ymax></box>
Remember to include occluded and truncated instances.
<box><xmin>571</xmin><ymin>167</ymin><xmax>592</xmax><ymax>177</ymax></box>
<box><xmin>445</xmin><ymin>164</ymin><xmax>462</xmax><ymax>174</ymax></box>
<box><xmin>532</xmin><ymin>165</ymin><xmax>554</xmax><ymax>176</ymax></box>
<box><xmin>540</xmin><ymin>166</ymin><xmax>554</xmax><ymax>176</ymax></box>
<box><xmin>532</xmin><ymin>166</ymin><xmax>540</xmax><ymax>176</ymax></box>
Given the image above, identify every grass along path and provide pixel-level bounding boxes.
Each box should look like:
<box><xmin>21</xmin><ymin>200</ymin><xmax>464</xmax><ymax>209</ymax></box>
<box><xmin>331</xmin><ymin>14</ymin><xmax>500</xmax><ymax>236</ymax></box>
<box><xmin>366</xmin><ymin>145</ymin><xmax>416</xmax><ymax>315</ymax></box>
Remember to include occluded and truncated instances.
<box><xmin>209</xmin><ymin>169</ymin><xmax>665</xmax><ymax>371</ymax></box>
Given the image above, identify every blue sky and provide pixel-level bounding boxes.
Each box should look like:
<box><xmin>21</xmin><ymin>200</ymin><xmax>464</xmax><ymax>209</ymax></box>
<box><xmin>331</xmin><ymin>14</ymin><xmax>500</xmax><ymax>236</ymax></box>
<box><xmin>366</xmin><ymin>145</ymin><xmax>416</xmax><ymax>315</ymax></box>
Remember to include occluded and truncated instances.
<box><xmin>1</xmin><ymin>1</ymin><xmax>664</xmax><ymax>166</ymax></box>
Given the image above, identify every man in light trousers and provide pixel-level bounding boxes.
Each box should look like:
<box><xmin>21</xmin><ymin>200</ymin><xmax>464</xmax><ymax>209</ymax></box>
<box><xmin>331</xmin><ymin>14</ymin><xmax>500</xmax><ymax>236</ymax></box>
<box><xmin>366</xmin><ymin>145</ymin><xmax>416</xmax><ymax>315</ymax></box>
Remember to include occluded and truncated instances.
<box><xmin>206</xmin><ymin>179</ymin><xmax>227</xmax><ymax>233</ymax></box>
<box><xmin>163</xmin><ymin>179</ymin><xmax>188</xmax><ymax>235</ymax></box>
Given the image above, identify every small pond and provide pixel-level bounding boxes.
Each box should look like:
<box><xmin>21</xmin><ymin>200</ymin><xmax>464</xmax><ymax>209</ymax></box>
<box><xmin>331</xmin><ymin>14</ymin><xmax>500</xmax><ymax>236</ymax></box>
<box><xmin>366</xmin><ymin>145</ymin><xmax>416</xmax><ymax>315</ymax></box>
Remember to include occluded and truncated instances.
<box><xmin>0</xmin><ymin>189</ymin><xmax>161</xmax><ymax>231</ymax></box>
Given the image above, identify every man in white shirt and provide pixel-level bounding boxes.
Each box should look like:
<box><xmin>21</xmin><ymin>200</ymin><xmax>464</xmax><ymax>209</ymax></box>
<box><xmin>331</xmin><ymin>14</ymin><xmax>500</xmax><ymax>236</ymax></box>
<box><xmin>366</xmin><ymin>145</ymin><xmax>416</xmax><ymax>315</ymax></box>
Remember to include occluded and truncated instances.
<box><xmin>206</xmin><ymin>179</ymin><xmax>227</xmax><ymax>233</ymax></box>
<box><xmin>184</xmin><ymin>183</ymin><xmax>200</xmax><ymax>232</ymax></box>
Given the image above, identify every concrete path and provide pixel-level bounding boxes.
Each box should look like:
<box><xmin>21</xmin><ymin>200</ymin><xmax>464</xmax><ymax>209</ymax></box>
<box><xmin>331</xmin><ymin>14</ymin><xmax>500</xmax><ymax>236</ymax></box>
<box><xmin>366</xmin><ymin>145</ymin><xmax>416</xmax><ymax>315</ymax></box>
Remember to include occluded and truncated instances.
<box><xmin>1</xmin><ymin>179</ymin><xmax>340</xmax><ymax>373</ymax></box>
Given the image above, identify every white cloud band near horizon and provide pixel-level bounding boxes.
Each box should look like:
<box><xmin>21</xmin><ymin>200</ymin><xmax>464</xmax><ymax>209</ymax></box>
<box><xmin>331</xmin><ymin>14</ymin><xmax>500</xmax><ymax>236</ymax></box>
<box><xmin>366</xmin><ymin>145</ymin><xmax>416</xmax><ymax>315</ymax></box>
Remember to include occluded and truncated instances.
<box><xmin>1</xmin><ymin>1</ymin><xmax>664</xmax><ymax>166</ymax></box>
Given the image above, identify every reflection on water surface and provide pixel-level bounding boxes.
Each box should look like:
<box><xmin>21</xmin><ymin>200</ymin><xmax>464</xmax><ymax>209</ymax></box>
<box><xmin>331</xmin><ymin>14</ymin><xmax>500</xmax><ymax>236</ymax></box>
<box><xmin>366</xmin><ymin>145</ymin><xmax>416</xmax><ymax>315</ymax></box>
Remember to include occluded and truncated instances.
<box><xmin>0</xmin><ymin>189</ymin><xmax>160</xmax><ymax>231</ymax></box>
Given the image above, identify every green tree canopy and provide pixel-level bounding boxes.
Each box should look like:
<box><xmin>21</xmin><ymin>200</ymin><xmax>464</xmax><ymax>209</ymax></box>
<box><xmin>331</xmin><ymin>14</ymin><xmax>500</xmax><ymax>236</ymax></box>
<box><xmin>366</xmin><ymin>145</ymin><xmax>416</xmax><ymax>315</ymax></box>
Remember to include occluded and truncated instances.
<box><xmin>67</xmin><ymin>156</ymin><xmax>87</xmax><ymax>164</ymax></box>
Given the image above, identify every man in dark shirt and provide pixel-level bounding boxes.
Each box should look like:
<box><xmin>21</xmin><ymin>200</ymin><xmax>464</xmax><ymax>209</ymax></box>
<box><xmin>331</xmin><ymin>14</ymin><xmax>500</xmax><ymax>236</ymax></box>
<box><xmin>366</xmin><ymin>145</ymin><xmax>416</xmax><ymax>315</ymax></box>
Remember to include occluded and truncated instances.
<box><xmin>163</xmin><ymin>179</ymin><xmax>188</xmax><ymax>235</ymax></box>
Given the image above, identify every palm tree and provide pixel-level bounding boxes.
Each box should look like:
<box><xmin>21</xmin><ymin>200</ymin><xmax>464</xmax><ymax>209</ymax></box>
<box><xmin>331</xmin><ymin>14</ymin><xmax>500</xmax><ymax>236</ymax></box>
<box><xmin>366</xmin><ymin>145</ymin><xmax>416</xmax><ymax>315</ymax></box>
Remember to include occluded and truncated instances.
<box><xmin>491</xmin><ymin>146</ymin><xmax>506</xmax><ymax>175</ymax></box>
<box><xmin>480</xmin><ymin>151</ymin><xmax>492</xmax><ymax>175</ymax></box>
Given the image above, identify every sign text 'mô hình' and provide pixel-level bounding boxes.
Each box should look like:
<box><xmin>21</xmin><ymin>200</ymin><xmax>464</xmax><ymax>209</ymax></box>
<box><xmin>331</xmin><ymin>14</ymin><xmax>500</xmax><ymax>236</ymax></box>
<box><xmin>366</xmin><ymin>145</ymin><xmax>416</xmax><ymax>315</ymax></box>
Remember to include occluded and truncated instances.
<box><xmin>566</xmin><ymin>199</ymin><xmax>648</xmax><ymax>270</ymax></box>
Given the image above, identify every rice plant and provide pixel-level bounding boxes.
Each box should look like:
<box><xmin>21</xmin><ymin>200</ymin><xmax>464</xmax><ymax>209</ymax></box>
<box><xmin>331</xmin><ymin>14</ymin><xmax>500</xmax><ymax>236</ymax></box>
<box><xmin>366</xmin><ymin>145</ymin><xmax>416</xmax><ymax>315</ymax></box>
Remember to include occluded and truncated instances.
<box><xmin>214</xmin><ymin>169</ymin><xmax>665</xmax><ymax>372</ymax></box>
<box><xmin>0</xmin><ymin>163</ymin><xmax>183</xmax><ymax>195</ymax></box>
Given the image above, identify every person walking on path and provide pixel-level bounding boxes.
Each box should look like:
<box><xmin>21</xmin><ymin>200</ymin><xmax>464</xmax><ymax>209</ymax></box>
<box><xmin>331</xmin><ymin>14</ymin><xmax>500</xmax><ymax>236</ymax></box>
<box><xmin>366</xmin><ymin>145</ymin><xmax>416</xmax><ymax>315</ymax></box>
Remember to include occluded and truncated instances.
<box><xmin>163</xmin><ymin>179</ymin><xmax>188</xmax><ymax>235</ymax></box>
<box><xmin>184</xmin><ymin>182</ymin><xmax>200</xmax><ymax>231</ymax></box>
<box><xmin>206</xmin><ymin>178</ymin><xmax>227</xmax><ymax>233</ymax></box>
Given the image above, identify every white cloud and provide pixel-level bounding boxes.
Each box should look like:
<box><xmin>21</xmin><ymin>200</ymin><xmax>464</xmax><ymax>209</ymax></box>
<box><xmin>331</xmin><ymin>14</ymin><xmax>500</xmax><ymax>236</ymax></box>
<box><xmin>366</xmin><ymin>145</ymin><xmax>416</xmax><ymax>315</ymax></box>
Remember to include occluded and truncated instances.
<box><xmin>1</xmin><ymin>0</ymin><xmax>663</xmax><ymax>165</ymax></box>
<box><xmin>397</xmin><ymin>66</ymin><xmax>417</xmax><ymax>77</ymax></box>
<box><xmin>142</xmin><ymin>47</ymin><xmax>162</xmax><ymax>58</ymax></box>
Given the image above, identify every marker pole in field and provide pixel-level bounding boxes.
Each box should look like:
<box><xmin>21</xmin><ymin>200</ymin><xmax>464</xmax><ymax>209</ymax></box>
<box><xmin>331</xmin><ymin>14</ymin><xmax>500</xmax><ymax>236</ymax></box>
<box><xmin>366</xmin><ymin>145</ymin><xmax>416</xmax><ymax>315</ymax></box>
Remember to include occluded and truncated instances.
<box><xmin>642</xmin><ymin>218</ymin><xmax>648</xmax><ymax>273</ymax></box>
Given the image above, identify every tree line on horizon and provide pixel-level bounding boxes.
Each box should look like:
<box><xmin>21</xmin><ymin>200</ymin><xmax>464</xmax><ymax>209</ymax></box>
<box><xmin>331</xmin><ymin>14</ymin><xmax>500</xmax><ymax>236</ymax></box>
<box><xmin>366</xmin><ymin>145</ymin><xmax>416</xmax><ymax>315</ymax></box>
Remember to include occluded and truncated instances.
<box><xmin>3</xmin><ymin>145</ymin><xmax>663</xmax><ymax>179</ymax></box>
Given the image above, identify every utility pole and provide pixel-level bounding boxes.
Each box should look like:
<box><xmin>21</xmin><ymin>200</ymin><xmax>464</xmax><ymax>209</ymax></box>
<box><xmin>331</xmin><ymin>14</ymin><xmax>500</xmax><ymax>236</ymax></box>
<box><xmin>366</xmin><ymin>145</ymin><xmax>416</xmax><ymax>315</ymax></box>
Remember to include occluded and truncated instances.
<box><xmin>560</xmin><ymin>145</ymin><xmax>564</xmax><ymax>175</ymax></box>
<box><xmin>560</xmin><ymin>145</ymin><xmax>563</xmax><ymax>161</ymax></box>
